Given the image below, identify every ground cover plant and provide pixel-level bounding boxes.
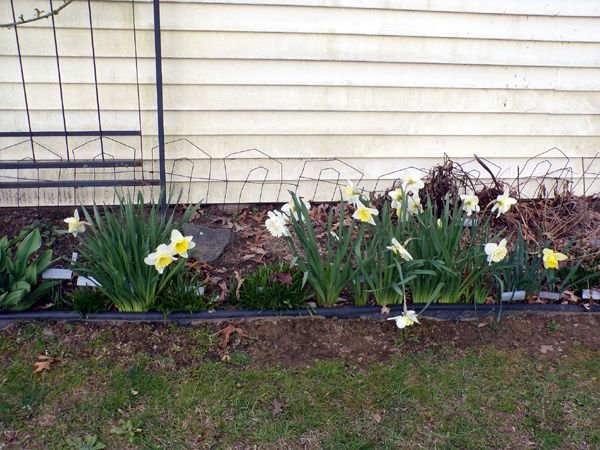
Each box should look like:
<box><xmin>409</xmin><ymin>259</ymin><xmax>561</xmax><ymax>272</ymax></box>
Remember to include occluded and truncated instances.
<box><xmin>0</xmin><ymin>229</ymin><xmax>55</xmax><ymax>311</ymax></box>
<box><xmin>0</xmin><ymin>315</ymin><xmax>598</xmax><ymax>449</ymax></box>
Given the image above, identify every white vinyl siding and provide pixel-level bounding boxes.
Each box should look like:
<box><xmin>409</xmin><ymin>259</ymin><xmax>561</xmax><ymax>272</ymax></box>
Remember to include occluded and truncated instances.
<box><xmin>1</xmin><ymin>0</ymin><xmax>600</xmax><ymax>206</ymax></box>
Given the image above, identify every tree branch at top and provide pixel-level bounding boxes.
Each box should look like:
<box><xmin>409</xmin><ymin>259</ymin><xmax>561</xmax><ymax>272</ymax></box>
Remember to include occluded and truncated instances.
<box><xmin>0</xmin><ymin>0</ymin><xmax>76</xmax><ymax>29</ymax></box>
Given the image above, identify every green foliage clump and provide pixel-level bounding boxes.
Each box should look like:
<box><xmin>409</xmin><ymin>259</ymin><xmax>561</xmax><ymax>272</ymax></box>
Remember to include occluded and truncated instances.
<box><xmin>286</xmin><ymin>192</ymin><xmax>363</xmax><ymax>307</ymax></box>
<box><xmin>76</xmin><ymin>191</ymin><xmax>197</xmax><ymax>312</ymax></box>
<box><xmin>68</xmin><ymin>287</ymin><xmax>111</xmax><ymax>315</ymax></box>
<box><xmin>236</xmin><ymin>262</ymin><xmax>311</xmax><ymax>310</ymax></box>
<box><xmin>0</xmin><ymin>229</ymin><xmax>55</xmax><ymax>311</ymax></box>
<box><xmin>155</xmin><ymin>269</ymin><xmax>213</xmax><ymax>315</ymax></box>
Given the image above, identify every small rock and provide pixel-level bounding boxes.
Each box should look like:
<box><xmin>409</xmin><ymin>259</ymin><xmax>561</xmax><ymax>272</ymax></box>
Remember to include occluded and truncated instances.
<box><xmin>182</xmin><ymin>223</ymin><xmax>232</xmax><ymax>262</ymax></box>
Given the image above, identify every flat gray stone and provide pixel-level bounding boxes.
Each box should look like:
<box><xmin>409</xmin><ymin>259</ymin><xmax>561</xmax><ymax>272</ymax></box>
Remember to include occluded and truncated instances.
<box><xmin>182</xmin><ymin>223</ymin><xmax>232</xmax><ymax>263</ymax></box>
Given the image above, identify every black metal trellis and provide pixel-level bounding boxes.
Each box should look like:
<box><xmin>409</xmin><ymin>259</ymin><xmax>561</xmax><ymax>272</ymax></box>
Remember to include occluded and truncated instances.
<box><xmin>0</xmin><ymin>0</ymin><xmax>165</xmax><ymax>205</ymax></box>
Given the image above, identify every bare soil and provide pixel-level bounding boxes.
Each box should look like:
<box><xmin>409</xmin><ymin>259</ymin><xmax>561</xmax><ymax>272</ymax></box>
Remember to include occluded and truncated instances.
<box><xmin>2</xmin><ymin>314</ymin><xmax>598</xmax><ymax>370</ymax></box>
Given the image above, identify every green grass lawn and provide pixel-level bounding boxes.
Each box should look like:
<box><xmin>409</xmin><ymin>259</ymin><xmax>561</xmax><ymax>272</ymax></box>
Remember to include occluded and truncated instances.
<box><xmin>1</xmin><ymin>319</ymin><xmax>599</xmax><ymax>449</ymax></box>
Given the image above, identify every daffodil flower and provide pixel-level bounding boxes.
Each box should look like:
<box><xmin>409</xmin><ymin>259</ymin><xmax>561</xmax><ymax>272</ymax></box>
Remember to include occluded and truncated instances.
<box><xmin>484</xmin><ymin>238</ymin><xmax>508</xmax><ymax>264</ymax></box>
<box><xmin>387</xmin><ymin>310</ymin><xmax>420</xmax><ymax>329</ymax></box>
<box><xmin>388</xmin><ymin>188</ymin><xmax>403</xmax><ymax>209</ymax></box>
<box><xmin>402</xmin><ymin>171</ymin><xmax>425</xmax><ymax>194</ymax></box>
<box><xmin>542</xmin><ymin>248</ymin><xmax>568</xmax><ymax>270</ymax></box>
<box><xmin>395</xmin><ymin>195</ymin><xmax>422</xmax><ymax>217</ymax></box>
<box><xmin>407</xmin><ymin>195</ymin><xmax>423</xmax><ymax>215</ymax></box>
<box><xmin>352</xmin><ymin>201</ymin><xmax>379</xmax><ymax>225</ymax></box>
<box><xmin>64</xmin><ymin>209</ymin><xmax>88</xmax><ymax>237</ymax></box>
<box><xmin>387</xmin><ymin>237</ymin><xmax>413</xmax><ymax>261</ymax></box>
<box><xmin>169</xmin><ymin>229</ymin><xmax>195</xmax><ymax>257</ymax></box>
<box><xmin>281</xmin><ymin>197</ymin><xmax>310</xmax><ymax>220</ymax></box>
<box><xmin>344</xmin><ymin>180</ymin><xmax>361</xmax><ymax>205</ymax></box>
<box><xmin>144</xmin><ymin>244</ymin><xmax>177</xmax><ymax>274</ymax></box>
<box><xmin>265</xmin><ymin>210</ymin><xmax>290</xmax><ymax>238</ymax></box>
<box><xmin>491</xmin><ymin>190</ymin><xmax>517</xmax><ymax>218</ymax></box>
<box><xmin>436</xmin><ymin>218</ymin><xmax>443</xmax><ymax>229</ymax></box>
<box><xmin>460</xmin><ymin>193</ymin><xmax>480</xmax><ymax>217</ymax></box>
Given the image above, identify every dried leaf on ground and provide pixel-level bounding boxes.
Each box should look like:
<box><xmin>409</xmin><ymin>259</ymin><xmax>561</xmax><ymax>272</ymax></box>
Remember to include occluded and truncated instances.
<box><xmin>218</xmin><ymin>280</ymin><xmax>229</xmax><ymax>300</ymax></box>
<box><xmin>372</xmin><ymin>412</ymin><xmax>384</xmax><ymax>424</ymax></box>
<box><xmin>216</xmin><ymin>323</ymin><xmax>248</xmax><ymax>348</ymax></box>
<box><xmin>33</xmin><ymin>355</ymin><xmax>60</xmax><ymax>374</ymax></box>
<box><xmin>273</xmin><ymin>272</ymin><xmax>293</xmax><ymax>286</ymax></box>
<box><xmin>562</xmin><ymin>290</ymin><xmax>580</xmax><ymax>303</ymax></box>
<box><xmin>271</xmin><ymin>398</ymin><xmax>287</xmax><ymax>417</ymax></box>
<box><xmin>234</xmin><ymin>271</ymin><xmax>244</xmax><ymax>299</ymax></box>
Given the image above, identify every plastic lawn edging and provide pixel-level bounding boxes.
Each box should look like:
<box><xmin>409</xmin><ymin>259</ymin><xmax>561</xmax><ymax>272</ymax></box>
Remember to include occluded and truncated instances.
<box><xmin>0</xmin><ymin>303</ymin><xmax>597</xmax><ymax>325</ymax></box>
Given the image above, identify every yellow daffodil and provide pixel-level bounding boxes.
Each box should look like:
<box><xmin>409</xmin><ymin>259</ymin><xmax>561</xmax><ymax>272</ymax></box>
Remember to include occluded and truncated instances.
<box><xmin>344</xmin><ymin>180</ymin><xmax>361</xmax><ymax>205</ymax></box>
<box><xmin>64</xmin><ymin>209</ymin><xmax>88</xmax><ymax>237</ymax></box>
<box><xmin>265</xmin><ymin>210</ymin><xmax>290</xmax><ymax>238</ymax></box>
<box><xmin>144</xmin><ymin>244</ymin><xmax>177</xmax><ymax>274</ymax></box>
<box><xmin>388</xmin><ymin>188</ymin><xmax>403</xmax><ymax>209</ymax></box>
<box><xmin>169</xmin><ymin>229</ymin><xmax>196</xmax><ymax>258</ymax></box>
<box><xmin>387</xmin><ymin>310</ymin><xmax>420</xmax><ymax>329</ymax></box>
<box><xmin>387</xmin><ymin>237</ymin><xmax>413</xmax><ymax>261</ymax></box>
<box><xmin>460</xmin><ymin>193</ymin><xmax>480</xmax><ymax>217</ymax></box>
<box><xmin>402</xmin><ymin>171</ymin><xmax>425</xmax><ymax>194</ymax></box>
<box><xmin>542</xmin><ymin>248</ymin><xmax>568</xmax><ymax>269</ymax></box>
<box><xmin>491</xmin><ymin>190</ymin><xmax>517</xmax><ymax>218</ymax></box>
<box><xmin>281</xmin><ymin>197</ymin><xmax>310</xmax><ymax>220</ymax></box>
<box><xmin>484</xmin><ymin>238</ymin><xmax>508</xmax><ymax>264</ymax></box>
<box><xmin>436</xmin><ymin>218</ymin><xmax>443</xmax><ymax>229</ymax></box>
<box><xmin>352</xmin><ymin>201</ymin><xmax>379</xmax><ymax>225</ymax></box>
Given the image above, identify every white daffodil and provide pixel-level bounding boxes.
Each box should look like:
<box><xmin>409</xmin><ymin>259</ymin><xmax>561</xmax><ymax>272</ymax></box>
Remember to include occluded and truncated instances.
<box><xmin>64</xmin><ymin>209</ymin><xmax>88</xmax><ymax>237</ymax></box>
<box><xmin>144</xmin><ymin>243</ymin><xmax>177</xmax><ymax>274</ymax></box>
<box><xmin>169</xmin><ymin>229</ymin><xmax>195</xmax><ymax>258</ymax></box>
<box><xmin>460</xmin><ymin>193</ymin><xmax>481</xmax><ymax>217</ymax></box>
<box><xmin>542</xmin><ymin>248</ymin><xmax>568</xmax><ymax>270</ymax></box>
<box><xmin>436</xmin><ymin>218</ymin><xmax>443</xmax><ymax>229</ymax></box>
<box><xmin>352</xmin><ymin>201</ymin><xmax>379</xmax><ymax>225</ymax></box>
<box><xmin>402</xmin><ymin>171</ymin><xmax>425</xmax><ymax>194</ymax></box>
<box><xmin>484</xmin><ymin>238</ymin><xmax>508</xmax><ymax>265</ymax></box>
<box><xmin>344</xmin><ymin>180</ymin><xmax>361</xmax><ymax>205</ymax></box>
<box><xmin>265</xmin><ymin>210</ymin><xmax>290</xmax><ymax>238</ymax></box>
<box><xmin>281</xmin><ymin>197</ymin><xmax>310</xmax><ymax>220</ymax></box>
<box><xmin>490</xmin><ymin>190</ymin><xmax>517</xmax><ymax>218</ymax></box>
<box><xmin>388</xmin><ymin>188</ymin><xmax>403</xmax><ymax>209</ymax></box>
<box><xmin>387</xmin><ymin>237</ymin><xmax>413</xmax><ymax>261</ymax></box>
<box><xmin>387</xmin><ymin>310</ymin><xmax>420</xmax><ymax>329</ymax></box>
<box><xmin>407</xmin><ymin>195</ymin><xmax>423</xmax><ymax>215</ymax></box>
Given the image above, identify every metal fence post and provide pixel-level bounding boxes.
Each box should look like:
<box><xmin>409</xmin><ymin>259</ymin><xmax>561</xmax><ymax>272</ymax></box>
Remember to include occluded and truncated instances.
<box><xmin>153</xmin><ymin>0</ymin><xmax>167</xmax><ymax>209</ymax></box>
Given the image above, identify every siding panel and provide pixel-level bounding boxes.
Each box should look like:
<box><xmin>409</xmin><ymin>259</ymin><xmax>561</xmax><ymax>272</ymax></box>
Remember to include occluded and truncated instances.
<box><xmin>1</xmin><ymin>0</ymin><xmax>599</xmax><ymax>206</ymax></box>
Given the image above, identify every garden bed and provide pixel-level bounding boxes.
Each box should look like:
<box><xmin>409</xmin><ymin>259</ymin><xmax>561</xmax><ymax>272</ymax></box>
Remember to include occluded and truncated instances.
<box><xmin>1</xmin><ymin>165</ymin><xmax>600</xmax><ymax>317</ymax></box>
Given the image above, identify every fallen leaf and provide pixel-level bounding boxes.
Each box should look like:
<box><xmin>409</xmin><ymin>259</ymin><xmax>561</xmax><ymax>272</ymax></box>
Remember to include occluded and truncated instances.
<box><xmin>271</xmin><ymin>399</ymin><xmax>287</xmax><ymax>417</ymax></box>
<box><xmin>273</xmin><ymin>272</ymin><xmax>293</xmax><ymax>286</ymax></box>
<box><xmin>562</xmin><ymin>290</ymin><xmax>580</xmax><ymax>303</ymax></box>
<box><xmin>372</xmin><ymin>412</ymin><xmax>383</xmax><ymax>424</ymax></box>
<box><xmin>218</xmin><ymin>280</ymin><xmax>229</xmax><ymax>300</ymax></box>
<box><xmin>247</xmin><ymin>246</ymin><xmax>267</xmax><ymax>255</ymax></box>
<box><xmin>33</xmin><ymin>355</ymin><xmax>60</xmax><ymax>374</ymax></box>
<box><xmin>234</xmin><ymin>271</ymin><xmax>244</xmax><ymax>299</ymax></box>
<box><xmin>216</xmin><ymin>323</ymin><xmax>248</xmax><ymax>348</ymax></box>
<box><xmin>540</xmin><ymin>345</ymin><xmax>553</xmax><ymax>354</ymax></box>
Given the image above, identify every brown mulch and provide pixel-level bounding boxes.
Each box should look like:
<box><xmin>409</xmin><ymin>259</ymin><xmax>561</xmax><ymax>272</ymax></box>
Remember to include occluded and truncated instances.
<box><xmin>1</xmin><ymin>193</ymin><xmax>600</xmax><ymax>304</ymax></box>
